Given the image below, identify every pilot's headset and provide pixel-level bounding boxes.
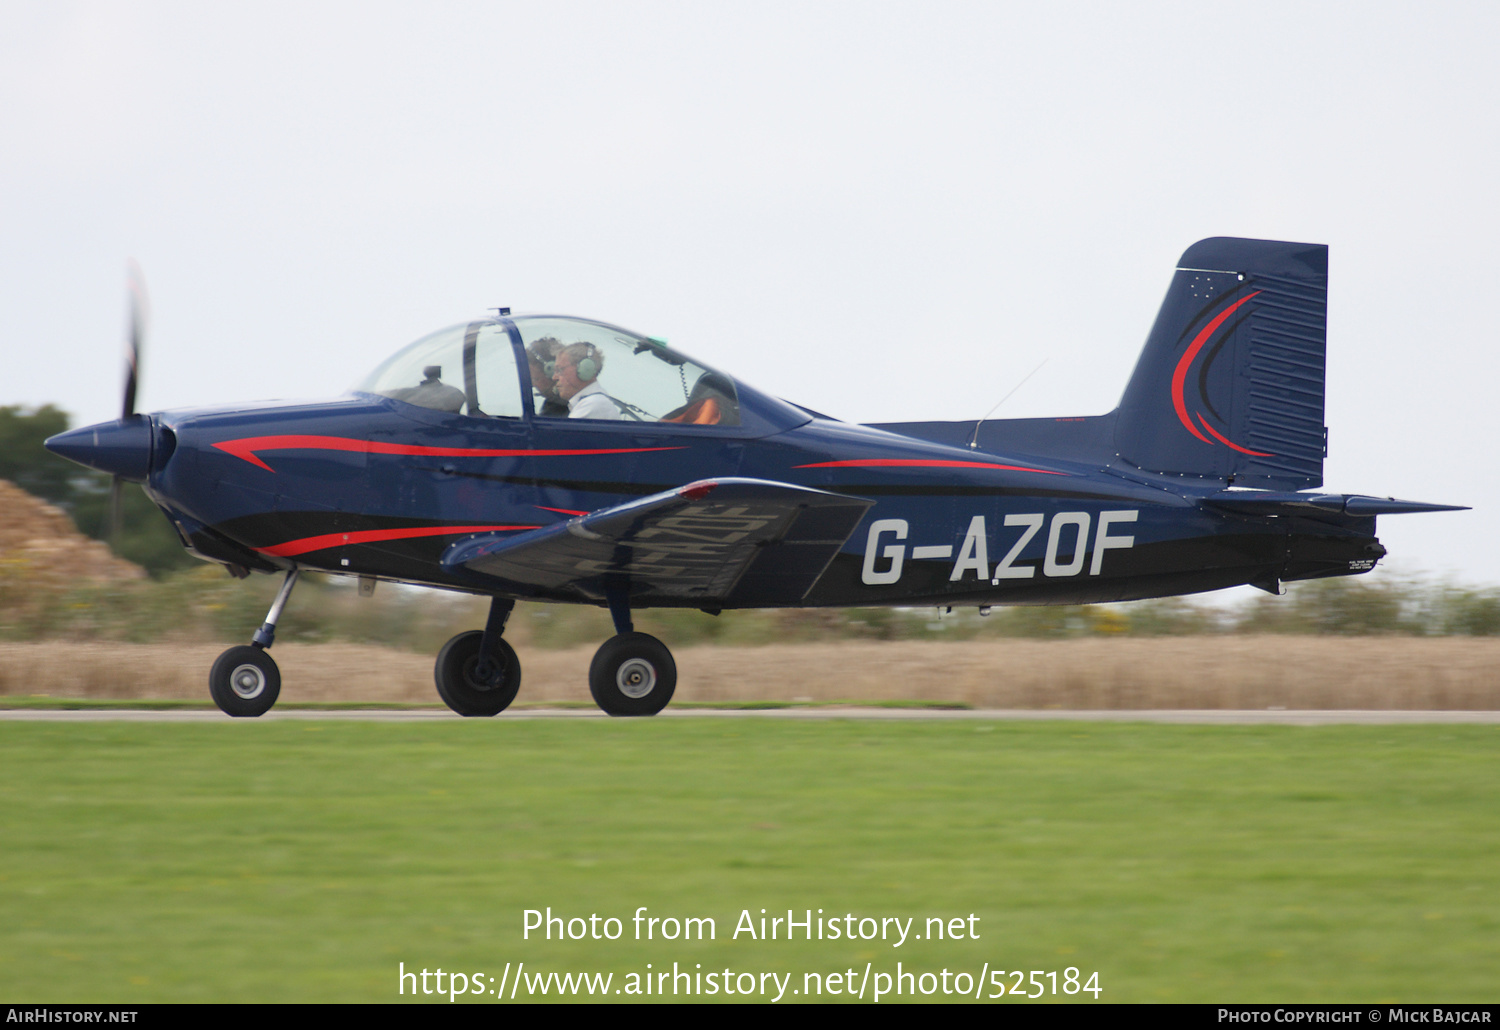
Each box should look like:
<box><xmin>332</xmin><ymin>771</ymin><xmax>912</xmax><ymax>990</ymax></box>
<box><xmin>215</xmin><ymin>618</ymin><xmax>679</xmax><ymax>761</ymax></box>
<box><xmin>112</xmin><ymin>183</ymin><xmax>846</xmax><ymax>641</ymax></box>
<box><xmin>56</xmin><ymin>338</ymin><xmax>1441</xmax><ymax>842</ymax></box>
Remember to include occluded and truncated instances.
<box><xmin>573</xmin><ymin>343</ymin><xmax>602</xmax><ymax>382</ymax></box>
<box><xmin>528</xmin><ymin>338</ymin><xmax>562</xmax><ymax>379</ymax></box>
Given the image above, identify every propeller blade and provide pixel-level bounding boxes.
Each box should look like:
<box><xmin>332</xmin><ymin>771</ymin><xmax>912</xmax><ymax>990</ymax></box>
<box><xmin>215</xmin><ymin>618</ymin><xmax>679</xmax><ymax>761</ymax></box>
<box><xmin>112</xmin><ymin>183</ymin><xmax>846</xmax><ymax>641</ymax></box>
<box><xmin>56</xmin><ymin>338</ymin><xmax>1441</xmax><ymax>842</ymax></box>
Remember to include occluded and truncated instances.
<box><xmin>111</xmin><ymin>261</ymin><xmax>149</xmax><ymax>547</ymax></box>
<box><xmin>123</xmin><ymin>260</ymin><xmax>148</xmax><ymax>419</ymax></box>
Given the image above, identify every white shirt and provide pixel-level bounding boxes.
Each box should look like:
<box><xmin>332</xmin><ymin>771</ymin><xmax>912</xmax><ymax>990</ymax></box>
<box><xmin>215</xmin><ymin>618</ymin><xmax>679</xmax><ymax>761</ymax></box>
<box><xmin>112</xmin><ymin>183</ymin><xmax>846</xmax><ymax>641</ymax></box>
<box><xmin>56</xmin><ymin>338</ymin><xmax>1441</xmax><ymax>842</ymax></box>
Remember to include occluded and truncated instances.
<box><xmin>567</xmin><ymin>380</ymin><xmax>624</xmax><ymax>420</ymax></box>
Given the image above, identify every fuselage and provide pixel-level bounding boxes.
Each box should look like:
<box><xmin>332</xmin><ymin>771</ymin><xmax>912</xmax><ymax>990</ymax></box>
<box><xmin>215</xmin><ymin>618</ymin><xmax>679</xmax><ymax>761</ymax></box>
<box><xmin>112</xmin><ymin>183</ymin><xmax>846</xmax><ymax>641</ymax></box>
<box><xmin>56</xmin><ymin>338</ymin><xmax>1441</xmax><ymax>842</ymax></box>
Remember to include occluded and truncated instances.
<box><xmin>123</xmin><ymin>391</ymin><xmax>1377</xmax><ymax>608</ymax></box>
<box><xmin>44</xmin><ymin>307</ymin><xmax>1386</xmax><ymax>610</ymax></box>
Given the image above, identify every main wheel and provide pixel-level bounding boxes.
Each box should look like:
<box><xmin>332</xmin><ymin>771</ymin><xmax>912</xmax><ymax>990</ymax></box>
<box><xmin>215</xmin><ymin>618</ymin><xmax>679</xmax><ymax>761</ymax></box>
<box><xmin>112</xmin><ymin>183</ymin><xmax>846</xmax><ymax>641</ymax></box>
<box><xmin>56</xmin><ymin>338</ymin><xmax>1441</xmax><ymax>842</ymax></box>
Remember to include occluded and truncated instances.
<box><xmin>209</xmin><ymin>645</ymin><xmax>281</xmax><ymax>718</ymax></box>
<box><xmin>434</xmin><ymin>630</ymin><xmax>521</xmax><ymax>716</ymax></box>
<box><xmin>588</xmin><ymin>633</ymin><xmax>676</xmax><ymax>716</ymax></box>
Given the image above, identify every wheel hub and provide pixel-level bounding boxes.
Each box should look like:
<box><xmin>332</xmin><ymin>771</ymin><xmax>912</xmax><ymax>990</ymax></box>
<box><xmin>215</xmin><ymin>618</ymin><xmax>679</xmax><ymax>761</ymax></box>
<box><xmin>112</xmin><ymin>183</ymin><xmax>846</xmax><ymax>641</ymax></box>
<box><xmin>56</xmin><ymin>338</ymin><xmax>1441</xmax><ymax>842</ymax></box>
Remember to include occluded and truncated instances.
<box><xmin>230</xmin><ymin>664</ymin><xmax>266</xmax><ymax>700</ymax></box>
<box><xmin>463</xmin><ymin>656</ymin><xmax>499</xmax><ymax>691</ymax></box>
<box><xmin>616</xmin><ymin>658</ymin><xmax>657</xmax><ymax>698</ymax></box>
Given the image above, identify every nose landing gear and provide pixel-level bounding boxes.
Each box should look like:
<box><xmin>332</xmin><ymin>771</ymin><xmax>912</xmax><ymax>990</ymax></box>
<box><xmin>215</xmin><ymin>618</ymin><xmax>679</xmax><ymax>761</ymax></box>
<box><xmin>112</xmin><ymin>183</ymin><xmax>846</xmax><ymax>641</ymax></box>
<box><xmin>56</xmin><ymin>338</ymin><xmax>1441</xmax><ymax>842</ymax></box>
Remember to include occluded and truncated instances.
<box><xmin>208</xmin><ymin>645</ymin><xmax>281</xmax><ymax>717</ymax></box>
<box><xmin>208</xmin><ymin>567</ymin><xmax>299</xmax><ymax>717</ymax></box>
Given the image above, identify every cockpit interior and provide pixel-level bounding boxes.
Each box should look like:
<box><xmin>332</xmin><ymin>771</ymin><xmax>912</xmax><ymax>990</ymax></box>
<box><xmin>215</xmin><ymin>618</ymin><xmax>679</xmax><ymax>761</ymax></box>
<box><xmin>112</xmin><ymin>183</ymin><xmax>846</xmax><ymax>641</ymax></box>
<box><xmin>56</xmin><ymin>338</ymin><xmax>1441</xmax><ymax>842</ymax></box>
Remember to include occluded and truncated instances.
<box><xmin>357</xmin><ymin>315</ymin><xmax>740</xmax><ymax>426</ymax></box>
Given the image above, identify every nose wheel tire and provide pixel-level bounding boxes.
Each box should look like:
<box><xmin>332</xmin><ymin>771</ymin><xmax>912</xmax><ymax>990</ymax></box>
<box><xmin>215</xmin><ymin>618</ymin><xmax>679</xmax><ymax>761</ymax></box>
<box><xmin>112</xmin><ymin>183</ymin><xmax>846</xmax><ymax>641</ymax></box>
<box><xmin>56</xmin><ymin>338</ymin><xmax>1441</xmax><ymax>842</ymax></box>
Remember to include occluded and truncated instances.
<box><xmin>589</xmin><ymin>633</ymin><xmax>676</xmax><ymax>716</ymax></box>
<box><xmin>435</xmin><ymin>631</ymin><xmax>521</xmax><ymax>717</ymax></box>
<box><xmin>209</xmin><ymin>646</ymin><xmax>281</xmax><ymax>718</ymax></box>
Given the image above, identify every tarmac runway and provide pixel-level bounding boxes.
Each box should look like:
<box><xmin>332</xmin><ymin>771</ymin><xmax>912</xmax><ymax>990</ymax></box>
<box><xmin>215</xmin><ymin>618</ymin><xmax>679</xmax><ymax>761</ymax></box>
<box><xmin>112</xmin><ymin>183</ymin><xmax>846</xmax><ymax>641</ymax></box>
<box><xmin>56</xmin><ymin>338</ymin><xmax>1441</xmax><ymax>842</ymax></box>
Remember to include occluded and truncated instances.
<box><xmin>3</xmin><ymin>708</ymin><xmax>1499</xmax><ymax>723</ymax></box>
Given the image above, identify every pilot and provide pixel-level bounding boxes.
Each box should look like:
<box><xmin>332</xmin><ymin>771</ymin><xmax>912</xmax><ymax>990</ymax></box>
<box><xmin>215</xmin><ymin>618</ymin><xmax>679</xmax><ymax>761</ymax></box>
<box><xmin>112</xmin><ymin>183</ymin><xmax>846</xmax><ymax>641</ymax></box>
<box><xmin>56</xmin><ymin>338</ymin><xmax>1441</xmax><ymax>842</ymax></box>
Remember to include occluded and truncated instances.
<box><xmin>526</xmin><ymin>337</ymin><xmax>570</xmax><ymax>417</ymax></box>
<box><xmin>553</xmin><ymin>342</ymin><xmax>625</xmax><ymax>419</ymax></box>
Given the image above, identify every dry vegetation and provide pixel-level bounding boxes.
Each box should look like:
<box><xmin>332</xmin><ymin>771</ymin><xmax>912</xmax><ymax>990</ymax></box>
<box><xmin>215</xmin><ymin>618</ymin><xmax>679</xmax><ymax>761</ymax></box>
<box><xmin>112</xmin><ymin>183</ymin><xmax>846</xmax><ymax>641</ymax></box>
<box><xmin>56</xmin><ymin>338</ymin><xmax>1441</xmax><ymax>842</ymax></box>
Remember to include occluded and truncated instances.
<box><xmin>0</xmin><ymin>480</ymin><xmax>143</xmax><ymax>587</ymax></box>
<box><xmin>5</xmin><ymin>636</ymin><xmax>1500</xmax><ymax>709</ymax></box>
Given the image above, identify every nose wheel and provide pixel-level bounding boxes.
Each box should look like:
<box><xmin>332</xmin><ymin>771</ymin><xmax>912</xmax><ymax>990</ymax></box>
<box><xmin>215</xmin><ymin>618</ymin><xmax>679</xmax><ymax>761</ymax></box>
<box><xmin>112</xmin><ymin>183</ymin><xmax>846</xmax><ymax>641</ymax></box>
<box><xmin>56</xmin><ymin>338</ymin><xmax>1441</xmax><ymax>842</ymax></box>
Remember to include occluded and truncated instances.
<box><xmin>208</xmin><ymin>568</ymin><xmax>299</xmax><ymax>717</ymax></box>
<box><xmin>209</xmin><ymin>645</ymin><xmax>281</xmax><ymax>718</ymax></box>
<box><xmin>589</xmin><ymin>632</ymin><xmax>676</xmax><ymax>716</ymax></box>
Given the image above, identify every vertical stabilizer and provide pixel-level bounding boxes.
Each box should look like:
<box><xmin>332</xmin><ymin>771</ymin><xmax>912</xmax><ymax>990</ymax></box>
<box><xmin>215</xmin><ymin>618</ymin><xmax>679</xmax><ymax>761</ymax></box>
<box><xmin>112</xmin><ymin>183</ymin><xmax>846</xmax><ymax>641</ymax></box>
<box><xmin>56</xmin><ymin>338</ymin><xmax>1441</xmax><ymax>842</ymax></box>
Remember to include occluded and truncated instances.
<box><xmin>1113</xmin><ymin>238</ymin><xmax>1328</xmax><ymax>490</ymax></box>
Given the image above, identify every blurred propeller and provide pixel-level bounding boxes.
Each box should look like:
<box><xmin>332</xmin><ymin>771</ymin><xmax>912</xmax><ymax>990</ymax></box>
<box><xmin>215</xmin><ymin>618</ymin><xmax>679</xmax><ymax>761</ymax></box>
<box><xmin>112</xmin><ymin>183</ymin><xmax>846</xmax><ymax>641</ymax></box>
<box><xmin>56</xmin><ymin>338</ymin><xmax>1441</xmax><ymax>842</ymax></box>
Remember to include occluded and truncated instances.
<box><xmin>106</xmin><ymin>262</ymin><xmax>149</xmax><ymax>542</ymax></box>
<box><xmin>123</xmin><ymin>260</ymin><xmax>146</xmax><ymax>419</ymax></box>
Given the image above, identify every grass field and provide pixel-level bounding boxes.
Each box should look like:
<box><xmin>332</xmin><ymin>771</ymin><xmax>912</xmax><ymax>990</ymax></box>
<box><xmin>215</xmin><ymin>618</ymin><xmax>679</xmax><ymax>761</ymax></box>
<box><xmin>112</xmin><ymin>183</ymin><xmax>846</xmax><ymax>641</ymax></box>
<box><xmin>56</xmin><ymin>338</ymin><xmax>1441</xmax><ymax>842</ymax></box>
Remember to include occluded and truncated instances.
<box><xmin>1</xmin><ymin>719</ymin><xmax>1496</xmax><ymax>1003</ymax></box>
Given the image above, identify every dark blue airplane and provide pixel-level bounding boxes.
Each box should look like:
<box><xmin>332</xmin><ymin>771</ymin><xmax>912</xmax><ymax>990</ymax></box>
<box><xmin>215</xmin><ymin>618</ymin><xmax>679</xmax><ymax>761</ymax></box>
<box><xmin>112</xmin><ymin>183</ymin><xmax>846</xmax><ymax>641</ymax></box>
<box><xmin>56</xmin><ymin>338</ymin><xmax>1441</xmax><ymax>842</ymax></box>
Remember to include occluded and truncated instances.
<box><xmin>46</xmin><ymin>237</ymin><xmax>1462</xmax><ymax>718</ymax></box>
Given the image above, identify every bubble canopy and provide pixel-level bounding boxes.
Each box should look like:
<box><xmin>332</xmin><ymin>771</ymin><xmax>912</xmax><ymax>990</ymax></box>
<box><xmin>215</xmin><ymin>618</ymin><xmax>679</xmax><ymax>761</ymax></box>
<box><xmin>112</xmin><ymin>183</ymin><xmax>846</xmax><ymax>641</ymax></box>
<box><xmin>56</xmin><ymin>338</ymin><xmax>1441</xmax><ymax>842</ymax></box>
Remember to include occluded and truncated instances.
<box><xmin>356</xmin><ymin>315</ymin><xmax>742</xmax><ymax>426</ymax></box>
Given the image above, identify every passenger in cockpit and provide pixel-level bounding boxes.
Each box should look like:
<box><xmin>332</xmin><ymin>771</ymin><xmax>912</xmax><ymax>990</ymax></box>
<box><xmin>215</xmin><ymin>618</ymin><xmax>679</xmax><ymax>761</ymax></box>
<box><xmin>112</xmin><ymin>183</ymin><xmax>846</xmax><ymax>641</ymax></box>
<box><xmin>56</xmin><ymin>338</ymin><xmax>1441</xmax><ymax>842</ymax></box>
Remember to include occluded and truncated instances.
<box><xmin>553</xmin><ymin>343</ymin><xmax>626</xmax><ymax>420</ymax></box>
<box><xmin>526</xmin><ymin>337</ymin><xmax>570</xmax><ymax>417</ymax></box>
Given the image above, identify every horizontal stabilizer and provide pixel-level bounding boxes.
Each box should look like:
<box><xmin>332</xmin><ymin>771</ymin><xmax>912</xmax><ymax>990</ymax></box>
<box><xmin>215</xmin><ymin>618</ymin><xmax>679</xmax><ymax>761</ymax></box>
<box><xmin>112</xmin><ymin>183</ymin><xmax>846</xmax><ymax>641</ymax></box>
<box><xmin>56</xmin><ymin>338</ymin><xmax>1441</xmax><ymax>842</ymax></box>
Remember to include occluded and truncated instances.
<box><xmin>1343</xmin><ymin>496</ymin><xmax>1468</xmax><ymax>516</ymax></box>
<box><xmin>1203</xmin><ymin>491</ymin><xmax>1467</xmax><ymax>518</ymax></box>
<box><xmin>442</xmin><ymin>478</ymin><xmax>874</xmax><ymax>607</ymax></box>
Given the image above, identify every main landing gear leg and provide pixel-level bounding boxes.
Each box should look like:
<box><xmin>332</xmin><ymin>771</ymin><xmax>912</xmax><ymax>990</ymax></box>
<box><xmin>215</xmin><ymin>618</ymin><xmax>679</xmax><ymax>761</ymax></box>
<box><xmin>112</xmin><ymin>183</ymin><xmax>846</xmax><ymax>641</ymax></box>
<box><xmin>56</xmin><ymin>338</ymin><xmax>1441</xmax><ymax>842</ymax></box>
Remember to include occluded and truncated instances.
<box><xmin>434</xmin><ymin>597</ymin><xmax>521</xmax><ymax>717</ymax></box>
<box><xmin>208</xmin><ymin>567</ymin><xmax>300</xmax><ymax>718</ymax></box>
<box><xmin>589</xmin><ymin>588</ymin><xmax>676</xmax><ymax>717</ymax></box>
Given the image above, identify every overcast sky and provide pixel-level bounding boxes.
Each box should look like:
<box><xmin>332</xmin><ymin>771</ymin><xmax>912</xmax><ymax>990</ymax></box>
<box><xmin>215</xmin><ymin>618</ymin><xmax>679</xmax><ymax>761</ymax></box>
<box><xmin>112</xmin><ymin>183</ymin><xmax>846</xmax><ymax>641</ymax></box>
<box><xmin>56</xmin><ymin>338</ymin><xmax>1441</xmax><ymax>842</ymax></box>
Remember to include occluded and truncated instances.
<box><xmin>3</xmin><ymin>1</ymin><xmax>1495</xmax><ymax>589</ymax></box>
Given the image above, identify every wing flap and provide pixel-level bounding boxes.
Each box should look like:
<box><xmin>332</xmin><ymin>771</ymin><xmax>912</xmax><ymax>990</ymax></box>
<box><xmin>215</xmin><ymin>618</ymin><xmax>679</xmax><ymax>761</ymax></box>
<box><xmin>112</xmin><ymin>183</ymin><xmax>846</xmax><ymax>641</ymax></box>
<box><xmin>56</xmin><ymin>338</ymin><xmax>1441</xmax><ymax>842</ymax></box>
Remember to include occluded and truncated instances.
<box><xmin>442</xmin><ymin>478</ymin><xmax>874</xmax><ymax>606</ymax></box>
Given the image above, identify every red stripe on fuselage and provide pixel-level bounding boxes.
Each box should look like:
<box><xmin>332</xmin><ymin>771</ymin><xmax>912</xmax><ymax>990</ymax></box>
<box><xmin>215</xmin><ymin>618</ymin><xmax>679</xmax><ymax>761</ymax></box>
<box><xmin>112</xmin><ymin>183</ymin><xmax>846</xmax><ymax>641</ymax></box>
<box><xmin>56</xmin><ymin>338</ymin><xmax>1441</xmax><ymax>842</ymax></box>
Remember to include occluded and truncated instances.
<box><xmin>257</xmin><ymin>524</ymin><xmax>538</xmax><ymax>558</ymax></box>
<box><xmin>213</xmin><ymin>435</ymin><xmax>685</xmax><ymax>472</ymax></box>
<box><xmin>1170</xmin><ymin>291</ymin><xmax>1261</xmax><ymax>443</ymax></box>
<box><xmin>793</xmin><ymin>458</ymin><xmax>1066</xmax><ymax>475</ymax></box>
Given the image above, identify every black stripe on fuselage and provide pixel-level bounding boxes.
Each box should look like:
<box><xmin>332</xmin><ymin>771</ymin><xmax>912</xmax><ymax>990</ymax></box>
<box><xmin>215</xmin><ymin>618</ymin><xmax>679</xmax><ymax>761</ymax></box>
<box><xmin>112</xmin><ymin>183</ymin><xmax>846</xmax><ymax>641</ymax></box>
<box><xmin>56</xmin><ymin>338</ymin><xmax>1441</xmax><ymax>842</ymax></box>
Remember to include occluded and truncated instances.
<box><xmin>422</xmin><ymin>467</ymin><xmax>675</xmax><ymax>495</ymax></box>
<box><xmin>210</xmin><ymin>510</ymin><xmax>525</xmax><ymax>550</ymax></box>
<box><xmin>434</xmin><ymin>467</ymin><xmax>1125</xmax><ymax>503</ymax></box>
<box><xmin>824</xmin><ymin>484</ymin><xmax>1126</xmax><ymax>501</ymax></box>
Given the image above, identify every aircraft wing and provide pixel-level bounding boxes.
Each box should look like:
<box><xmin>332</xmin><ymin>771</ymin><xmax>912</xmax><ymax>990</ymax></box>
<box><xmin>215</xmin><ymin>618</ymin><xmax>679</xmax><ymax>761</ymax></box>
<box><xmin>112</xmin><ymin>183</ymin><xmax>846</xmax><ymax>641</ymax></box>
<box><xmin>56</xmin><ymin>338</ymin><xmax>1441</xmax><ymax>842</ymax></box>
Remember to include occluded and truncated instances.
<box><xmin>441</xmin><ymin>478</ymin><xmax>874</xmax><ymax>607</ymax></box>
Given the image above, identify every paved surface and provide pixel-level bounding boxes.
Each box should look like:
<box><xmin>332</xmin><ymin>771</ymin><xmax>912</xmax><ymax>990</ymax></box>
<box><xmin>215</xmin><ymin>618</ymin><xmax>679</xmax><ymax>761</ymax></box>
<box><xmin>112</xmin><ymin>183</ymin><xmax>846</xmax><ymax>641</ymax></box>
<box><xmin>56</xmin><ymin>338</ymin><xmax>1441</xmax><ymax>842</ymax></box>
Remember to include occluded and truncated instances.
<box><xmin>3</xmin><ymin>708</ymin><xmax>1499</xmax><ymax>723</ymax></box>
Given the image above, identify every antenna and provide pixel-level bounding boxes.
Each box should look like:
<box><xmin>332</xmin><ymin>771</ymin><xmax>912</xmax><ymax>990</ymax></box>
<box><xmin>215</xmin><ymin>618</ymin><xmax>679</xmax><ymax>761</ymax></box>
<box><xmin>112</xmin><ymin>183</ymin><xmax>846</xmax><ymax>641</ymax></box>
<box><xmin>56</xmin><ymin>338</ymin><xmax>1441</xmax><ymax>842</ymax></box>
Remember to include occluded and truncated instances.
<box><xmin>967</xmin><ymin>358</ymin><xmax>1047</xmax><ymax>450</ymax></box>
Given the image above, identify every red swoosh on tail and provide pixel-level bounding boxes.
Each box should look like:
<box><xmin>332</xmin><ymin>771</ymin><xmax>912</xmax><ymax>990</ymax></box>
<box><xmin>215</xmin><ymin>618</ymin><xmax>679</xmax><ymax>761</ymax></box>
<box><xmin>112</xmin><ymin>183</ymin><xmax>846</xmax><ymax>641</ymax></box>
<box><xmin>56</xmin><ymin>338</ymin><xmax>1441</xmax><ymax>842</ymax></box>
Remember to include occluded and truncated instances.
<box><xmin>1170</xmin><ymin>291</ymin><xmax>1260</xmax><ymax>443</ymax></box>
